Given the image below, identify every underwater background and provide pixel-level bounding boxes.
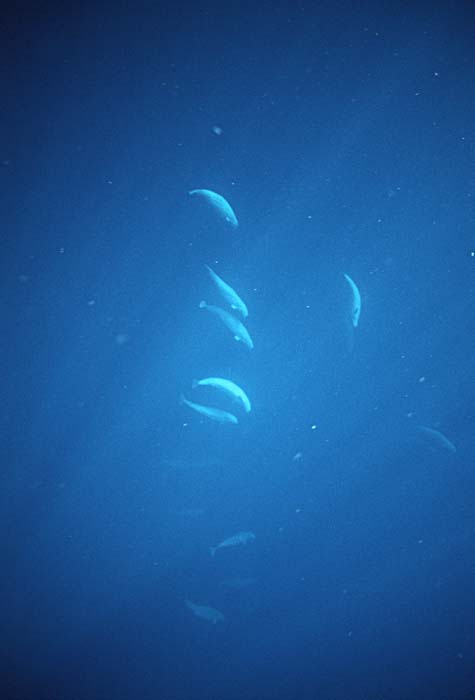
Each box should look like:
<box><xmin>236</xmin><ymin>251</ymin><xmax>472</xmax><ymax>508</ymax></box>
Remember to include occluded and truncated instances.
<box><xmin>2</xmin><ymin>2</ymin><xmax>475</xmax><ymax>699</ymax></box>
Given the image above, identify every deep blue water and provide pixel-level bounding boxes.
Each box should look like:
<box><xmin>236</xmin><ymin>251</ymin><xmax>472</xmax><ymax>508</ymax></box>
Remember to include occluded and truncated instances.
<box><xmin>2</xmin><ymin>3</ymin><xmax>475</xmax><ymax>699</ymax></box>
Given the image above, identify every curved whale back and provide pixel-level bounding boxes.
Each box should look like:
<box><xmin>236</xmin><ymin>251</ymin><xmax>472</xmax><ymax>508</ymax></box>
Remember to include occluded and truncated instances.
<box><xmin>189</xmin><ymin>189</ymin><xmax>238</xmax><ymax>228</ymax></box>
<box><xmin>205</xmin><ymin>265</ymin><xmax>248</xmax><ymax>318</ymax></box>
<box><xmin>343</xmin><ymin>273</ymin><xmax>361</xmax><ymax>328</ymax></box>
<box><xmin>199</xmin><ymin>301</ymin><xmax>254</xmax><ymax>349</ymax></box>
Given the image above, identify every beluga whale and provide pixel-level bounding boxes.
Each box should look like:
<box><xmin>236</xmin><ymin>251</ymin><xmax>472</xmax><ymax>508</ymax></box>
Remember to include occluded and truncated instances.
<box><xmin>343</xmin><ymin>273</ymin><xmax>361</xmax><ymax>328</ymax></box>
<box><xmin>185</xmin><ymin>599</ymin><xmax>225</xmax><ymax>624</ymax></box>
<box><xmin>189</xmin><ymin>189</ymin><xmax>238</xmax><ymax>228</ymax></box>
<box><xmin>205</xmin><ymin>265</ymin><xmax>248</xmax><ymax>318</ymax></box>
<box><xmin>210</xmin><ymin>531</ymin><xmax>256</xmax><ymax>557</ymax></box>
<box><xmin>180</xmin><ymin>394</ymin><xmax>238</xmax><ymax>424</ymax></box>
<box><xmin>192</xmin><ymin>377</ymin><xmax>251</xmax><ymax>413</ymax></box>
<box><xmin>416</xmin><ymin>425</ymin><xmax>456</xmax><ymax>454</ymax></box>
<box><xmin>199</xmin><ymin>301</ymin><xmax>254</xmax><ymax>349</ymax></box>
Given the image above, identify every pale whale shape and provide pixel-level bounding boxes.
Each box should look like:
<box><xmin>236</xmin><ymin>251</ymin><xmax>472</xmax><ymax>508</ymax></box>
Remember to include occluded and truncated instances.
<box><xmin>210</xmin><ymin>531</ymin><xmax>256</xmax><ymax>557</ymax></box>
<box><xmin>189</xmin><ymin>189</ymin><xmax>238</xmax><ymax>228</ymax></box>
<box><xmin>343</xmin><ymin>273</ymin><xmax>361</xmax><ymax>328</ymax></box>
<box><xmin>205</xmin><ymin>265</ymin><xmax>248</xmax><ymax>318</ymax></box>
<box><xmin>185</xmin><ymin>599</ymin><xmax>225</xmax><ymax>624</ymax></box>
<box><xmin>199</xmin><ymin>301</ymin><xmax>254</xmax><ymax>349</ymax></box>
<box><xmin>192</xmin><ymin>377</ymin><xmax>251</xmax><ymax>413</ymax></box>
<box><xmin>180</xmin><ymin>394</ymin><xmax>238</xmax><ymax>424</ymax></box>
<box><xmin>416</xmin><ymin>425</ymin><xmax>456</xmax><ymax>453</ymax></box>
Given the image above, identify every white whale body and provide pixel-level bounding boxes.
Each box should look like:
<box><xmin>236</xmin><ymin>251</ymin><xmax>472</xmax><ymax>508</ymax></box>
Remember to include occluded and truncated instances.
<box><xmin>199</xmin><ymin>301</ymin><xmax>254</xmax><ymax>349</ymax></box>
<box><xmin>416</xmin><ymin>425</ymin><xmax>456</xmax><ymax>453</ymax></box>
<box><xmin>205</xmin><ymin>265</ymin><xmax>248</xmax><ymax>318</ymax></box>
<box><xmin>343</xmin><ymin>273</ymin><xmax>361</xmax><ymax>328</ymax></box>
<box><xmin>185</xmin><ymin>599</ymin><xmax>225</xmax><ymax>624</ymax></box>
<box><xmin>192</xmin><ymin>377</ymin><xmax>251</xmax><ymax>413</ymax></box>
<box><xmin>180</xmin><ymin>394</ymin><xmax>238</xmax><ymax>424</ymax></box>
<box><xmin>189</xmin><ymin>189</ymin><xmax>238</xmax><ymax>228</ymax></box>
<box><xmin>210</xmin><ymin>531</ymin><xmax>256</xmax><ymax>557</ymax></box>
